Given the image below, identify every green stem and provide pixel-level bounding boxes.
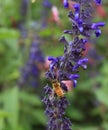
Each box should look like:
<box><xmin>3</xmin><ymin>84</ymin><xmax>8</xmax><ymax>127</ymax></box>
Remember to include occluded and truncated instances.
<box><xmin>26</xmin><ymin>0</ymin><xmax>31</xmax><ymax>30</ymax></box>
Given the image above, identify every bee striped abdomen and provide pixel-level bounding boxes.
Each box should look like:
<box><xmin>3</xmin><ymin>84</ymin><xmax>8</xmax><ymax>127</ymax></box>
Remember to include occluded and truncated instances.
<box><xmin>52</xmin><ymin>80</ymin><xmax>64</xmax><ymax>97</ymax></box>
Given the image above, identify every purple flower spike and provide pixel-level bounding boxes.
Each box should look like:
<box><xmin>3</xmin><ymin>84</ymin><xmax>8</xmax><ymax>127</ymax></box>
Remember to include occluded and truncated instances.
<box><xmin>63</xmin><ymin>0</ymin><xmax>69</xmax><ymax>8</ymax></box>
<box><xmin>43</xmin><ymin>0</ymin><xmax>52</xmax><ymax>8</ymax></box>
<box><xmin>18</xmin><ymin>38</ymin><xmax>45</xmax><ymax>88</ymax></box>
<box><xmin>43</xmin><ymin>0</ymin><xmax>105</xmax><ymax>129</ymax></box>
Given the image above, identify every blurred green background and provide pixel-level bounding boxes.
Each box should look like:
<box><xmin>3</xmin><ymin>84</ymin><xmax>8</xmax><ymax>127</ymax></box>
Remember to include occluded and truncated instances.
<box><xmin>0</xmin><ymin>0</ymin><xmax>108</xmax><ymax>130</ymax></box>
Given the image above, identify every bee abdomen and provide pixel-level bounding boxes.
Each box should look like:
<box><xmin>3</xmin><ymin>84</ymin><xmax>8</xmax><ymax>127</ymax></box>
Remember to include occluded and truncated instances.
<box><xmin>52</xmin><ymin>80</ymin><xmax>64</xmax><ymax>97</ymax></box>
<box><xmin>54</xmin><ymin>87</ymin><xmax>64</xmax><ymax>97</ymax></box>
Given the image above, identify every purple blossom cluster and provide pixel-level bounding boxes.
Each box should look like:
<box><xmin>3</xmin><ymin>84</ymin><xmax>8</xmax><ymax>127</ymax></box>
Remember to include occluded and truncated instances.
<box><xmin>42</xmin><ymin>0</ymin><xmax>52</xmax><ymax>8</ymax></box>
<box><xmin>42</xmin><ymin>85</ymin><xmax>72</xmax><ymax>130</ymax></box>
<box><xmin>43</xmin><ymin>0</ymin><xmax>105</xmax><ymax>130</ymax></box>
<box><xmin>41</xmin><ymin>0</ymin><xmax>52</xmax><ymax>28</ymax></box>
<box><xmin>17</xmin><ymin>0</ymin><xmax>29</xmax><ymax>38</ymax></box>
<box><xmin>20</xmin><ymin>0</ymin><xmax>29</xmax><ymax>18</ymax></box>
<box><xmin>18</xmin><ymin>37</ymin><xmax>45</xmax><ymax>88</ymax></box>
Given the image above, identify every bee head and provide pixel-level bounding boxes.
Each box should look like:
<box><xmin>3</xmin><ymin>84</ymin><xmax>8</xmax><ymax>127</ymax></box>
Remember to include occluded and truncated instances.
<box><xmin>51</xmin><ymin>79</ymin><xmax>58</xmax><ymax>84</ymax></box>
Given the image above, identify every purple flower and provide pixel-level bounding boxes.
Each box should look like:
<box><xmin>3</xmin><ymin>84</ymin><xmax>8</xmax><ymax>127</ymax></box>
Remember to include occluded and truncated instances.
<box><xmin>91</xmin><ymin>22</ymin><xmax>105</xmax><ymax>37</ymax></box>
<box><xmin>29</xmin><ymin>39</ymin><xmax>45</xmax><ymax>62</ymax></box>
<box><xmin>91</xmin><ymin>22</ymin><xmax>105</xmax><ymax>29</ymax></box>
<box><xmin>95</xmin><ymin>0</ymin><xmax>102</xmax><ymax>5</ymax></box>
<box><xmin>73</xmin><ymin>3</ymin><xmax>80</xmax><ymax>20</ymax></box>
<box><xmin>95</xmin><ymin>29</ymin><xmax>102</xmax><ymax>37</ymax></box>
<box><xmin>69</xmin><ymin>74</ymin><xmax>80</xmax><ymax>80</ymax></box>
<box><xmin>72</xmin><ymin>58</ymin><xmax>88</xmax><ymax>71</ymax></box>
<box><xmin>18</xmin><ymin>37</ymin><xmax>45</xmax><ymax>88</ymax></box>
<box><xmin>63</xmin><ymin>0</ymin><xmax>69</xmax><ymax>8</ymax></box>
<box><xmin>65</xmin><ymin>3</ymin><xmax>105</xmax><ymax>37</ymax></box>
<box><xmin>20</xmin><ymin>0</ymin><xmax>29</xmax><ymax>16</ymax></box>
<box><xmin>43</xmin><ymin>0</ymin><xmax>52</xmax><ymax>8</ymax></box>
<box><xmin>68</xmin><ymin>74</ymin><xmax>80</xmax><ymax>87</ymax></box>
<box><xmin>44</xmin><ymin>84</ymin><xmax>52</xmax><ymax>94</ymax></box>
<box><xmin>48</xmin><ymin>56</ymin><xmax>60</xmax><ymax>71</ymax></box>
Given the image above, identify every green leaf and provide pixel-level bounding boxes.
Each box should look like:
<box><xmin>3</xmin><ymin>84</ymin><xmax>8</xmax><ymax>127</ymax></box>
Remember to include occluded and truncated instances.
<box><xmin>20</xmin><ymin>91</ymin><xmax>42</xmax><ymax>106</ymax></box>
<box><xmin>102</xmin><ymin>122</ymin><xmax>108</xmax><ymax>129</ymax></box>
<box><xmin>0</xmin><ymin>110</ymin><xmax>9</xmax><ymax>118</ymax></box>
<box><xmin>67</xmin><ymin>107</ymin><xmax>85</xmax><ymax>121</ymax></box>
<box><xmin>0</xmin><ymin>118</ymin><xmax>4</xmax><ymax>130</ymax></box>
<box><xmin>3</xmin><ymin>87</ymin><xmax>19</xmax><ymax>130</ymax></box>
<box><xmin>30</xmin><ymin>110</ymin><xmax>47</xmax><ymax>125</ymax></box>
<box><xmin>95</xmin><ymin>87</ymin><xmax>108</xmax><ymax>106</ymax></box>
<box><xmin>0</xmin><ymin>110</ymin><xmax>9</xmax><ymax>130</ymax></box>
<box><xmin>0</xmin><ymin>28</ymin><xmax>19</xmax><ymax>39</ymax></box>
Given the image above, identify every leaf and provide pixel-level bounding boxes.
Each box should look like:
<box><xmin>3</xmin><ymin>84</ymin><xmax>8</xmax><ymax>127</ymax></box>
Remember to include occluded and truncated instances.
<box><xmin>0</xmin><ymin>110</ymin><xmax>9</xmax><ymax>130</ymax></box>
<box><xmin>3</xmin><ymin>87</ymin><xmax>19</xmax><ymax>130</ymax></box>
<box><xmin>0</xmin><ymin>118</ymin><xmax>4</xmax><ymax>130</ymax></box>
<box><xmin>6</xmin><ymin>70</ymin><xmax>20</xmax><ymax>81</ymax></box>
<box><xmin>79</xmin><ymin>126</ymin><xmax>98</xmax><ymax>130</ymax></box>
<box><xmin>0</xmin><ymin>28</ymin><xmax>19</xmax><ymax>39</ymax></box>
<box><xmin>72</xmin><ymin>125</ymin><xmax>98</xmax><ymax>130</ymax></box>
<box><xmin>67</xmin><ymin>107</ymin><xmax>85</xmax><ymax>121</ymax></box>
<box><xmin>0</xmin><ymin>110</ymin><xmax>9</xmax><ymax>118</ymax></box>
<box><xmin>30</xmin><ymin>110</ymin><xmax>47</xmax><ymax>125</ymax></box>
<box><xmin>102</xmin><ymin>122</ymin><xmax>108</xmax><ymax>130</ymax></box>
<box><xmin>19</xmin><ymin>91</ymin><xmax>42</xmax><ymax>106</ymax></box>
<box><xmin>95</xmin><ymin>87</ymin><xmax>108</xmax><ymax>106</ymax></box>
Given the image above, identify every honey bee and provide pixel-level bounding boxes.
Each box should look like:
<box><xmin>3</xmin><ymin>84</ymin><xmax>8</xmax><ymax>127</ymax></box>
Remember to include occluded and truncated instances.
<box><xmin>52</xmin><ymin>79</ymin><xmax>64</xmax><ymax>97</ymax></box>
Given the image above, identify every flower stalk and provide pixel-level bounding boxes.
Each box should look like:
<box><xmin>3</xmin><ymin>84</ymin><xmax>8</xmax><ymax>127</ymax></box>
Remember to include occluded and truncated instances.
<box><xmin>43</xmin><ymin>0</ymin><xmax>105</xmax><ymax>129</ymax></box>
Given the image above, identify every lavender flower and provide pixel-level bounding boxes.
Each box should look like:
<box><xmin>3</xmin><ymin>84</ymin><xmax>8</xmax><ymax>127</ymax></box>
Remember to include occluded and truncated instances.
<box><xmin>43</xmin><ymin>0</ymin><xmax>52</xmax><ymax>8</ymax></box>
<box><xmin>95</xmin><ymin>0</ymin><xmax>102</xmax><ymax>5</ymax></box>
<box><xmin>63</xmin><ymin>0</ymin><xmax>69</xmax><ymax>8</ymax></box>
<box><xmin>41</xmin><ymin>0</ymin><xmax>52</xmax><ymax>28</ymax></box>
<box><xmin>43</xmin><ymin>0</ymin><xmax>105</xmax><ymax>129</ymax></box>
<box><xmin>18</xmin><ymin>36</ymin><xmax>45</xmax><ymax>88</ymax></box>
<box><xmin>20</xmin><ymin>0</ymin><xmax>29</xmax><ymax>17</ymax></box>
<box><xmin>16</xmin><ymin>0</ymin><xmax>29</xmax><ymax>38</ymax></box>
<box><xmin>42</xmin><ymin>85</ymin><xmax>72</xmax><ymax>130</ymax></box>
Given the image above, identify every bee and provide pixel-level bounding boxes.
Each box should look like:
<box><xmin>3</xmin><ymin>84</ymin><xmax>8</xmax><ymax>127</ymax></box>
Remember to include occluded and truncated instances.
<box><xmin>52</xmin><ymin>79</ymin><xmax>64</xmax><ymax>97</ymax></box>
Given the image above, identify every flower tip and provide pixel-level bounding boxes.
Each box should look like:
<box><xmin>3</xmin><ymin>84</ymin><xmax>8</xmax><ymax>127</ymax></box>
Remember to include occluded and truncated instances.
<box><xmin>48</xmin><ymin>56</ymin><xmax>55</xmax><ymax>61</ymax></box>
<box><xmin>59</xmin><ymin>36</ymin><xmax>65</xmax><ymax>42</ymax></box>
<box><xmin>69</xmin><ymin>74</ymin><xmax>80</xmax><ymax>80</ymax></box>
<box><xmin>63</xmin><ymin>0</ymin><xmax>69</xmax><ymax>8</ymax></box>
<box><xmin>95</xmin><ymin>0</ymin><xmax>102</xmax><ymax>5</ymax></box>
<box><xmin>73</xmin><ymin>80</ymin><xmax>77</xmax><ymax>88</ymax></box>
<box><xmin>73</xmin><ymin>3</ymin><xmax>80</xmax><ymax>10</ymax></box>
<box><xmin>101</xmin><ymin>22</ymin><xmax>106</xmax><ymax>26</ymax></box>
<box><xmin>95</xmin><ymin>29</ymin><xmax>101</xmax><ymax>37</ymax></box>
